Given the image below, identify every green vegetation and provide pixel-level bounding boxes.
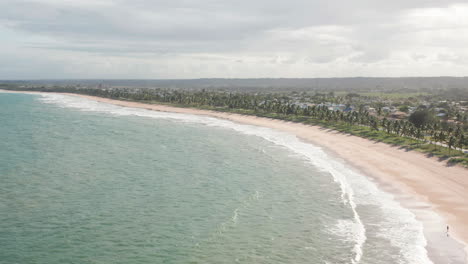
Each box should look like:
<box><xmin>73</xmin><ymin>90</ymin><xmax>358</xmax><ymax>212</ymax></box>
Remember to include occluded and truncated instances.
<box><xmin>335</xmin><ymin>91</ymin><xmax>430</xmax><ymax>99</ymax></box>
<box><xmin>3</xmin><ymin>85</ymin><xmax>467</xmax><ymax>167</ymax></box>
<box><xmin>408</xmin><ymin>110</ymin><xmax>435</xmax><ymax>128</ymax></box>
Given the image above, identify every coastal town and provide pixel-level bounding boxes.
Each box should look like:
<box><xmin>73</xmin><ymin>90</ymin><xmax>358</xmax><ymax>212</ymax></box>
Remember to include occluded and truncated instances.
<box><xmin>289</xmin><ymin>92</ymin><xmax>467</xmax><ymax>124</ymax></box>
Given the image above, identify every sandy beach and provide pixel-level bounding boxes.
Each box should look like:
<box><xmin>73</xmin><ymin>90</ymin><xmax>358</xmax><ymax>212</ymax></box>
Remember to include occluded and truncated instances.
<box><xmin>3</xmin><ymin>90</ymin><xmax>468</xmax><ymax>263</ymax></box>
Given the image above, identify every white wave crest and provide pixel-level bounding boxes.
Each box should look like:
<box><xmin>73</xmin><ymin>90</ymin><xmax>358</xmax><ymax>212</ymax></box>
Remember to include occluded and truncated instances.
<box><xmin>38</xmin><ymin>93</ymin><xmax>432</xmax><ymax>264</ymax></box>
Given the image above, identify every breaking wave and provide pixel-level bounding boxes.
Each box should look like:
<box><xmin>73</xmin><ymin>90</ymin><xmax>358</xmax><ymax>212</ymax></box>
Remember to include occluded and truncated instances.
<box><xmin>38</xmin><ymin>93</ymin><xmax>432</xmax><ymax>264</ymax></box>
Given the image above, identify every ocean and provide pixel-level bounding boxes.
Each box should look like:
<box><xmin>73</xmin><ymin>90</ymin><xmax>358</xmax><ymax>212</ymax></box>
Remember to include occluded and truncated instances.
<box><xmin>0</xmin><ymin>92</ymin><xmax>432</xmax><ymax>264</ymax></box>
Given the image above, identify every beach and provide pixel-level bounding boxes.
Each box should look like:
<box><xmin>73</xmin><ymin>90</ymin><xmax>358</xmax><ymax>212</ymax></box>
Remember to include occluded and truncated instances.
<box><xmin>3</xmin><ymin>90</ymin><xmax>468</xmax><ymax>263</ymax></box>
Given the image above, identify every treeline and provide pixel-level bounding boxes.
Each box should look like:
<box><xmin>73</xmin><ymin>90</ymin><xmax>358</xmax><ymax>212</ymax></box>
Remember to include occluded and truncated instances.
<box><xmin>5</xmin><ymin>86</ymin><xmax>467</xmax><ymax>152</ymax></box>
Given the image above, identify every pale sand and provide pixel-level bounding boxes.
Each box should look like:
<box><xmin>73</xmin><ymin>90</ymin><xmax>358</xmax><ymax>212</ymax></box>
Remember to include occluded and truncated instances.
<box><xmin>3</xmin><ymin>90</ymin><xmax>468</xmax><ymax>263</ymax></box>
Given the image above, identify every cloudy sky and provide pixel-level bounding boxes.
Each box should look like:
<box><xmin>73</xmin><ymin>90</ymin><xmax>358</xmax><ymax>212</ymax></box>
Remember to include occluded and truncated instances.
<box><xmin>1</xmin><ymin>0</ymin><xmax>467</xmax><ymax>79</ymax></box>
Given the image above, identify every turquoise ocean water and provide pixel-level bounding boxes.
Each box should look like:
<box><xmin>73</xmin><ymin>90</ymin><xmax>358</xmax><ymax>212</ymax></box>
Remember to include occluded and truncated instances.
<box><xmin>0</xmin><ymin>92</ymin><xmax>432</xmax><ymax>263</ymax></box>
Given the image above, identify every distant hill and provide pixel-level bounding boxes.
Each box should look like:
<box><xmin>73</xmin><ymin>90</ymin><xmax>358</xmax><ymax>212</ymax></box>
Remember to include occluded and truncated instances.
<box><xmin>2</xmin><ymin>77</ymin><xmax>468</xmax><ymax>92</ymax></box>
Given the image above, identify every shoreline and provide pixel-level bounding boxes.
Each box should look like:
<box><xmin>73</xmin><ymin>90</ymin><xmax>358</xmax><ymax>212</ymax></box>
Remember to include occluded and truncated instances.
<box><xmin>3</xmin><ymin>89</ymin><xmax>468</xmax><ymax>263</ymax></box>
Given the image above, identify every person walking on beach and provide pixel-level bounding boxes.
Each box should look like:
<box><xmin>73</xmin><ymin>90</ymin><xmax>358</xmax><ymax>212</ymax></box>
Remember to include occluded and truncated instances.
<box><xmin>447</xmin><ymin>225</ymin><xmax>449</xmax><ymax>237</ymax></box>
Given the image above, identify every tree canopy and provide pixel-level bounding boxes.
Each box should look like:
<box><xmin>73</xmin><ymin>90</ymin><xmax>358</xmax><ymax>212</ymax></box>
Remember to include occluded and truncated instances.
<box><xmin>409</xmin><ymin>110</ymin><xmax>434</xmax><ymax>128</ymax></box>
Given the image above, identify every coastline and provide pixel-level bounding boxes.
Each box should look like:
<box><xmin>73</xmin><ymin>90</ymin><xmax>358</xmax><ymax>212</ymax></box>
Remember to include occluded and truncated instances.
<box><xmin>3</xmin><ymin>90</ymin><xmax>467</xmax><ymax>263</ymax></box>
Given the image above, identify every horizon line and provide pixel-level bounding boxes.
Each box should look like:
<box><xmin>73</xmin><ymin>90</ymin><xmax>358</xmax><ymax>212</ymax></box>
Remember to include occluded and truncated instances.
<box><xmin>2</xmin><ymin>76</ymin><xmax>468</xmax><ymax>81</ymax></box>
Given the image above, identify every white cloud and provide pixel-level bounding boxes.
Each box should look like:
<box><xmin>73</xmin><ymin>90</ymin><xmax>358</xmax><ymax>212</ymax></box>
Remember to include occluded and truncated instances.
<box><xmin>0</xmin><ymin>0</ymin><xmax>467</xmax><ymax>78</ymax></box>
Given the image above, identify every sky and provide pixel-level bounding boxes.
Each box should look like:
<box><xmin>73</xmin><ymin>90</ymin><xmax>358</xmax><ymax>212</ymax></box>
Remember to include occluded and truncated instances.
<box><xmin>0</xmin><ymin>0</ymin><xmax>468</xmax><ymax>79</ymax></box>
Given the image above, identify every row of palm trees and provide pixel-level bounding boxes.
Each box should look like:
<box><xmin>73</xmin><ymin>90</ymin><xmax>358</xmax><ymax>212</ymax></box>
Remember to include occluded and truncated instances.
<box><xmin>10</xmin><ymin>86</ymin><xmax>468</xmax><ymax>152</ymax></box>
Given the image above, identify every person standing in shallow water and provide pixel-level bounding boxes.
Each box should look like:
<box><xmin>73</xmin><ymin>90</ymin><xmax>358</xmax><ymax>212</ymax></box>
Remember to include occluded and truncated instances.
<box><xmin>447</xmin><ymin>225</ymin><xmax>449</xmax><ymax>236</ymax></box>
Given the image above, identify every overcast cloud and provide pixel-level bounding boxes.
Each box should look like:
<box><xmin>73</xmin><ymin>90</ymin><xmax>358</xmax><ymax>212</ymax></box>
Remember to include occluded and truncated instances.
<box><xmin>1</xmin><ymin>0</ymin><xmax>467</xmax><ymax>79</ymax></box>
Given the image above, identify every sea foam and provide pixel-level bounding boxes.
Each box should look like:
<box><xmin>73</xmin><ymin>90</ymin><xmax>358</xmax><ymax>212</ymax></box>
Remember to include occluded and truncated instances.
<box><xmin>38</xmin><ymin>93</ymin><xmax>433</xmax><ymax>264</ymax></box>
